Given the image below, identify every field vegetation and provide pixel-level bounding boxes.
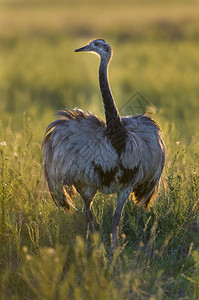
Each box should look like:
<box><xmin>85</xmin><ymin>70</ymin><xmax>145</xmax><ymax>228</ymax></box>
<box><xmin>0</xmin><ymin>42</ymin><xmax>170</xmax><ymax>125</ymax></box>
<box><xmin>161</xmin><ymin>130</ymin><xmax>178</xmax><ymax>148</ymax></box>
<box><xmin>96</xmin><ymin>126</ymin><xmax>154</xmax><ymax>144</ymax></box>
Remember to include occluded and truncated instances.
<box><xmin>0</xmin><ymin>0</ymin><xmax>199</xmax><ymax>299</ymax></box>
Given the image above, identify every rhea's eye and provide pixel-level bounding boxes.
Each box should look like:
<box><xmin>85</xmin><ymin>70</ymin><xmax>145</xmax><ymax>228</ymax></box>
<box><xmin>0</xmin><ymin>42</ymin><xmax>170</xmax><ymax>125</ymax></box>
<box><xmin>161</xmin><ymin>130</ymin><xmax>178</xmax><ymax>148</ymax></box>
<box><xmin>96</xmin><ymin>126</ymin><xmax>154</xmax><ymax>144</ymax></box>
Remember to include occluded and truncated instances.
<box><xmin>103</xmin><ymin>45</ymin><xmax>109</xmax><ymax>52</ymax></box>
<box><xmin>94</xmin><ymin>42</ymin><xmax>99</xmax><ymax>46</ymax></box>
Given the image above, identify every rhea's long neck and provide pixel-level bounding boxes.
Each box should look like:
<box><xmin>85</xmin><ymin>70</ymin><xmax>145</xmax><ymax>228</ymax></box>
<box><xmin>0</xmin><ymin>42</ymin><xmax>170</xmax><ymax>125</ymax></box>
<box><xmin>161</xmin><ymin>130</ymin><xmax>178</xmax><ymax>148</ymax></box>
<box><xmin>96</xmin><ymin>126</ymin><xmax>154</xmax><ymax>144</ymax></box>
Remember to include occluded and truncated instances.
<box><xmin>99</xmin><ymin>58</ymin><xmax>126</xmax><ymax>156</ymax></box>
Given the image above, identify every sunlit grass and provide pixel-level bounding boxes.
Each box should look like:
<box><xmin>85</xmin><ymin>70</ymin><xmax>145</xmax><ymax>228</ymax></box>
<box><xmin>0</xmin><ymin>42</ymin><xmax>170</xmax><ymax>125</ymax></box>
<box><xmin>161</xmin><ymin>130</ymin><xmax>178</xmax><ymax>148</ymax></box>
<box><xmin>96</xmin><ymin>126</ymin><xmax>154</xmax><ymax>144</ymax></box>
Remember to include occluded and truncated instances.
<box><xmin>0</xmin><ymin>124</ymin><xmax>198</xmax><ymax>298</ymax></box>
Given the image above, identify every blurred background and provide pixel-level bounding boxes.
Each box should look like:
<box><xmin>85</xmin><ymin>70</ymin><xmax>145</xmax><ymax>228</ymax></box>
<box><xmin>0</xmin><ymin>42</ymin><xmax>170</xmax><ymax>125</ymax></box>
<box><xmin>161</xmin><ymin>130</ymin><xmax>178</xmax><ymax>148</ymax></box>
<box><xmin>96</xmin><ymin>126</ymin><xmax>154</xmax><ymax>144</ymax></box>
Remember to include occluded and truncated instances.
<box><xmin>0</xmin><ymin>0</ymin><xmax>199</xmax><ymax>147</ymax></box>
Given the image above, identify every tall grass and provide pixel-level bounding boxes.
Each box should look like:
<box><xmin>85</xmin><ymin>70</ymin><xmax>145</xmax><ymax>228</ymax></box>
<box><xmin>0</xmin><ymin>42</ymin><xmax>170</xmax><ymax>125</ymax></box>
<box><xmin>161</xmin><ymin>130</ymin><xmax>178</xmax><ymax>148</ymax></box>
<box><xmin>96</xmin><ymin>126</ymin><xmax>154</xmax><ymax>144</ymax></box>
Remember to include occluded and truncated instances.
<box><xmin>0</xmin><ymin>105</ymin><xmax>198</xmax><ymax>299</ymax></box>
<box><xmin>0</xmin><ymin>0</ymin><xmax>199</xmax><ymax>298</ymax></box>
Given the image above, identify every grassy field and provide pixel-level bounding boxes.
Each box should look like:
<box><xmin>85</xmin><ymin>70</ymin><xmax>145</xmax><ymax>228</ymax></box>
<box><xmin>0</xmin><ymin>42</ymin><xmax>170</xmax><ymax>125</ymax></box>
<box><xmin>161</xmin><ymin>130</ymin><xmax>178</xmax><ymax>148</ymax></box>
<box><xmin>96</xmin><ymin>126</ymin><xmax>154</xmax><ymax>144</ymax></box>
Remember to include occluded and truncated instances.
<box><xmin>0</xmin><ymin>0</ymin><xmax>199</xmax><ymax>299</ymax></box>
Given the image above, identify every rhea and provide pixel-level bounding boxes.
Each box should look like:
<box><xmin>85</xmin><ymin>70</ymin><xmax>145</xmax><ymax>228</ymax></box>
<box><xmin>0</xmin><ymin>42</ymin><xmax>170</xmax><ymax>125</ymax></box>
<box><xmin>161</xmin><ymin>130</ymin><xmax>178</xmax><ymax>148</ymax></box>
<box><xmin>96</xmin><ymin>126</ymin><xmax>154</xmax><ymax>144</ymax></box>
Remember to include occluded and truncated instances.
<box><xmin>42</xmin><ymin>39</ymin><xmax>165</xmax><ymax>254</ymax></box>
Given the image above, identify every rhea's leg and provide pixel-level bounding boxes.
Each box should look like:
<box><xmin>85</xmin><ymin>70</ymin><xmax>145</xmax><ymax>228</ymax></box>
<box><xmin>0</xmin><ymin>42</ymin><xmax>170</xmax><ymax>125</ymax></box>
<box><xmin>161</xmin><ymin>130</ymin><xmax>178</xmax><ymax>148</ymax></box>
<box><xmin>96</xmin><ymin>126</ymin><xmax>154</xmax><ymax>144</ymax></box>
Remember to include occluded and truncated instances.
<box><xmin>75</xmin><ymin>183</ymin><xmax>96</xmax><ymax>234</ymax></box>
<box><xmin>111</xmin><ymin>188</ymin><xmax>132</xmax><ymax>258</ymax></box>
<box><xmin>82</xmin><ymin>196</ymin><xmax>96</xmax><ymax>254</ymax></box>
<box><xmin>83</xmin><ymin>201</ymin><xmax>94</xmax><ymax>233</ymax></box>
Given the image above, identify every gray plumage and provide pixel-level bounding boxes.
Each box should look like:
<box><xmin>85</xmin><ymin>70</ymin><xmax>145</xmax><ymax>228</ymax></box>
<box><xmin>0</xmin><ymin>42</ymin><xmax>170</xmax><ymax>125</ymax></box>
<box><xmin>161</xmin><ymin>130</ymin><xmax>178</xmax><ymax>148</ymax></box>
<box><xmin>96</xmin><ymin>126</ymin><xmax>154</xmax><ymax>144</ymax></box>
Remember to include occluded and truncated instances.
<box><xmin>42</xmin><ymin>39</ymin><xmax>165</xmax><ymax>254</ymax></box>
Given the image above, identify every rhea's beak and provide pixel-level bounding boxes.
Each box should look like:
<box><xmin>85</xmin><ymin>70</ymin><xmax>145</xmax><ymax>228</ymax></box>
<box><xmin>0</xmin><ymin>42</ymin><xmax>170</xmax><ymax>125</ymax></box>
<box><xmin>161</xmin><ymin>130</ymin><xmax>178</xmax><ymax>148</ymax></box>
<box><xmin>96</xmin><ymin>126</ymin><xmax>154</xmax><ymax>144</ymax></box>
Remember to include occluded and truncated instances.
<box><xmin>75</xmin><ymin>44</ymin><xmax>90</xmax><ymax>52</ymax></box>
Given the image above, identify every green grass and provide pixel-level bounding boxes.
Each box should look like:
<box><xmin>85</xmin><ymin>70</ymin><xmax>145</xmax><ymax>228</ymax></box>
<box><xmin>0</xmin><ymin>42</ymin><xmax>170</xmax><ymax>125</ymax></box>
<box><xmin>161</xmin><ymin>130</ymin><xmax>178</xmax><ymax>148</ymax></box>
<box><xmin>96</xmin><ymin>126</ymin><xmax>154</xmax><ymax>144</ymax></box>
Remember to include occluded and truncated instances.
<box><xmin>0</xmin><ymin>0</ymin><xmax>199</xmax><ymax>299</ymax></box>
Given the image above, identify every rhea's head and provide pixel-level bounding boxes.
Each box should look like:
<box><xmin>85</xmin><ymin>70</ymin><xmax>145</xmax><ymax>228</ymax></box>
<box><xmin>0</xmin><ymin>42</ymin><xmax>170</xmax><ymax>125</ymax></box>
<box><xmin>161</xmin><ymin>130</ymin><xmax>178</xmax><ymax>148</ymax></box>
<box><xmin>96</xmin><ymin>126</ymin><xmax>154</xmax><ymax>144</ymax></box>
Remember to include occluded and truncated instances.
<box><xmin>75</xmin><ymin>39</ymin><xmax>112</xmax><ymax>63</ymax></box>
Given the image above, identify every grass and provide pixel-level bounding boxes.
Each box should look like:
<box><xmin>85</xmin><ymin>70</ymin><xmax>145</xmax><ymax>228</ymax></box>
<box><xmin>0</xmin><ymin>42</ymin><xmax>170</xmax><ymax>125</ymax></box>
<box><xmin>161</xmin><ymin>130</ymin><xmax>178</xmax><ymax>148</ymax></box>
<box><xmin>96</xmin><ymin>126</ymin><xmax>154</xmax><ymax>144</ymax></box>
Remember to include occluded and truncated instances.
<box><xmin>0</xmin><ymin>0</ymin><xmax>199</xmax><ymax>299</ymax></box>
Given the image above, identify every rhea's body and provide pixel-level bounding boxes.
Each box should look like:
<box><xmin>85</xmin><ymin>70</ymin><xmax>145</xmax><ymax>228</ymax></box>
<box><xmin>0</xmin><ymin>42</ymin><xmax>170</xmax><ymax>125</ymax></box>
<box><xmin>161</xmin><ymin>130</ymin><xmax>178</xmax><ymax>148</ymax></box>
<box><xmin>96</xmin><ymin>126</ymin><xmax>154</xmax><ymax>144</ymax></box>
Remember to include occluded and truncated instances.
<box><xmin>43</xmin><ymin>109</ymin><xmax>164</xmax><ymax>202</ymax></box>
<box><xmin>42</xmin><ymin>39</ymin><xmax>165</xmax><ymax>255</ymax></box>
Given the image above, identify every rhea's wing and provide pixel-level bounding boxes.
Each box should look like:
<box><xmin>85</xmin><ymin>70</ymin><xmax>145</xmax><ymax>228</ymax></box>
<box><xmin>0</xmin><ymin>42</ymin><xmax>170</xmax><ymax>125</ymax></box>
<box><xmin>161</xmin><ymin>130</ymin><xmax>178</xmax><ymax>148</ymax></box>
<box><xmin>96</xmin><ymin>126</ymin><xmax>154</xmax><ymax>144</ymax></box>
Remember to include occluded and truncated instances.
<box><xmin>121</xmin><ymin>115</ymin><xmax>165</xmax><ymax>208</ymax></box>
<box><xmin>42</xmin><ymin>109</ymin><xmax>119</xmax><ymax>190</ymax></box>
